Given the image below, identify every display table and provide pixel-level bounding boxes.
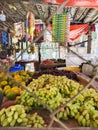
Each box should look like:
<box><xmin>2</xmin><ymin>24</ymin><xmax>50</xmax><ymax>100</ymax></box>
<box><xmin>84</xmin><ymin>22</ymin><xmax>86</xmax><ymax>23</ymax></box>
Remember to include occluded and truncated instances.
<box><xmin>40</xmin><ymin>63</ymin><xmax>66</xmax><ymax>70</ymax></box>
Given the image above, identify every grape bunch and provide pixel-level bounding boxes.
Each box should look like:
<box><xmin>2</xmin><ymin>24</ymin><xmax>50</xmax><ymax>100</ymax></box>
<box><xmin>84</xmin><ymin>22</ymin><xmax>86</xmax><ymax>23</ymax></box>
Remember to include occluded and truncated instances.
<box><xmin>76</xmin><ymin>105</ymin><xmax>98</xmax><ymax>127</ymax></box>
<box><xmin>0</xmin><ymin>105</ymin><xmax>28</xmax><ymax>127</ymax></box>
<box><xmin>57</xmin><ymin>88</ymin><xmax>98</xmax><ymax>128</ymax></box>
<box><xmin>0</xmin><ymin>105</ymin><xmax>45</xmax><ymax>128</ymax></box>
<box><xmin>16</xmin><ymin>89</ymin><xmax>35</xmax><ymax>112</ymax></box>
<box><xmin>75</xmin><ymin>88</ymin><xmax>98</xmax><ymax>127</ymax></box>
<box><xmin>34</xmin><ymin>84</ymin><xmax>62</xmax><ymax>110</ymax></box>
<box><xmin>56</xmin><ymin>102</ymin><xmax>80</xmax><ymax>121</ymax></box>
<box><xmin>32</xmin><ymin>69</ymin><xmax>78</xmax><ymax>81</ymax></box>
<box><xmin>17</xmin><ymin>74</ymin><xmax>84</xmax><ymax>112</ymax></box>
<box><xmin>16</xmin><ymin>74</ymin><xmax>98</xmax><ymax>128</ymax></box>
<box><xmin>56</xmin><ymin>109</ymin><xmax>68</xmax><ymax>120</ymax></box>
<box><xmin>27</xmin><ymin>112</ymin><xmax>45</xmax><ymax>128</ymax></box>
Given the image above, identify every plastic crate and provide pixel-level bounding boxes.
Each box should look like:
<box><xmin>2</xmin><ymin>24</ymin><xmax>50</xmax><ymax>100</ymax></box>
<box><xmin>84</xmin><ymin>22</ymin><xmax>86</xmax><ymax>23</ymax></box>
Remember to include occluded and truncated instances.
<box><xmin>9</xmin><ymin>64</ymin><xmax>24</xmax><ymax>72</ymax></box>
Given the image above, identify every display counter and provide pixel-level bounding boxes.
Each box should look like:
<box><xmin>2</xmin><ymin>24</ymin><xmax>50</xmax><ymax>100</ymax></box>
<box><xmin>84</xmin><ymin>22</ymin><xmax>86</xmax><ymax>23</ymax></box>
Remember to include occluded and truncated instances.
<box><xmin>40</xmin><ymin>63</ymin><xmax>66</xmax><ymax>70</ymax></box>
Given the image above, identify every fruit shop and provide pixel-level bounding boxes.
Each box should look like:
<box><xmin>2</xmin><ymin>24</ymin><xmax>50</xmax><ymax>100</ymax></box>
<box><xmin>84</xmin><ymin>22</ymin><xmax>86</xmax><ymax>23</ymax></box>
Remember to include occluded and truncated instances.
<box><xmin>0</xmin><ymin>0</ymin><xmax>98</xmax><ymax>130</ymax></box>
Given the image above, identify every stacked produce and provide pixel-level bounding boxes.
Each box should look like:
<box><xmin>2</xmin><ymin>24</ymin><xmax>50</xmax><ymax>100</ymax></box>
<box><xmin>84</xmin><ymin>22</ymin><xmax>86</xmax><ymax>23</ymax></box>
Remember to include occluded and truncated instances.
<box><xmin>16</xmin><ymin>74</ymin><xmax>98</xmax><ymax>128</ymax></box>
<box><xmin>32</xmin><ymin>69</ymin><xmax>78</xmax><ymax>81</ymax></box>
<box><xmin>17</xmin><ymin>75</ymin><xmax>64</xmax><ymax>111</ymax></box>
<box><xmin>0</xmin><ymin>70</ymin><xmax>34</xmax><ymax>100</ymax></box>
<box><xmin>12</xmin><ymin>70</ymin><xmax>34</xmax><ymax>85</ymax></box>
<box><xmin>17</xmin><ymin>74</ymin><xmax>83</xmax><ymax>112</ymax></box>
<box><xmin>0</xmin><ymin>105</ymin><xmax>45</xmax><ymax>128</ymax></box>
<box><xmin>27</xmin><ymin>112</ymin><xmax>45</xmax><ymax>128</ymax></box>
<box><xmin>56</xmin><ymin>88</ymin><xmax>98</xmax><ymax>128</ymax></box>
<box><xmin>65</xmin><ymin>66</ymin><xmax>80</xmax><ymax>72</ymax></box>
<box><xmin>75</xmin><ymin>88</ymin><xmax>98</xmax><ymax>127</ymax></box>
<box><xmin>1</xmin><ymin>70</ymin><xmax>98</xmax><ymax>128</ymax></box>
<box><xmin>41</xmin><ymin>60</ymin><xmax>54</xmax><ymax>65</ymax></box>
<box><xmin>0</xmin><ymin>105</ymin><xmax>28</xmax><ymax>127</ymax></box>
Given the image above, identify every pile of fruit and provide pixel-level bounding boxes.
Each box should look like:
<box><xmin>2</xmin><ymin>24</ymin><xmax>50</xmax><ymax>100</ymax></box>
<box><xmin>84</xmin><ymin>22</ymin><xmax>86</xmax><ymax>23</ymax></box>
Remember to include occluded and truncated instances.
<box><xmin>65</xmin><ymin>66</ymin><xmax>80</xmax><ymax>72</ymax></box>
<box><xmin>17</xmin><ymin>74</ymin><xmax>83</xmax><ymax>112</ymax></box>
<box><xmin>57</xmin><ymin>88</ymin><xmax>98</xmax><ymax>127</ymax></box>
<box><xmin>16</xmin><ymin>74</ymin><xmax>98</xmax><ymax>128</ymax></box>
<box><xmin>41</xmin><ymin>60</ymin><xmax>54</xmax><ymax>65</ymax></box>
<box><xmin>32</xmin><ymin>69</ymin><xmax>78</xmax><ymax>81</ymax></box>
<box><xmin>0</xmin><ymin>105</ymin><xmax>45</xmax><ymax>128</ymax></box>
<box><xmin>0</xmin><ymin>70</ymin><xmax>34</xmax><ymax>100</ymax></box>
<box><xmin>0</xmin><ymin>70</ymin><xmax>98</xmax><ymax>128</ymax></box>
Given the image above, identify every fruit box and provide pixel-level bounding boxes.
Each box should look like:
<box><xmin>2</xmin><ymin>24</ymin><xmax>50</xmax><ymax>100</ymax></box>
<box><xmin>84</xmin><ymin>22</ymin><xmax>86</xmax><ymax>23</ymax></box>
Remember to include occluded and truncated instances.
<box><xmin>76</xmin><ymin>71</ymin><xmax>98</xmax><ymax>91</ymax></box>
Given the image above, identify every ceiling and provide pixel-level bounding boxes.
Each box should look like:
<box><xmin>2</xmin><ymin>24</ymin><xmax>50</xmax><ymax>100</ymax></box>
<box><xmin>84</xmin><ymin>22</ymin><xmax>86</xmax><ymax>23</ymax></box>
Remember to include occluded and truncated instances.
<box><xmin>0</xmin><ymin>0</ymin><xmax>98</xmax><ymax>30</ymax></box>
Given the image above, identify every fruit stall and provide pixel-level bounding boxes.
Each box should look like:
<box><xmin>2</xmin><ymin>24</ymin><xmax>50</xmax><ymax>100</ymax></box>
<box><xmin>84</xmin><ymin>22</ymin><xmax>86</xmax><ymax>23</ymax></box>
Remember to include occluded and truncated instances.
<box><xmin>1</xmin><ymin>0</ymin><xmax>98</xmax><ymax>130</ymax></box>
<box><xmin>0</xmin><ymin>69</ymin><xmax>98</xmax><ymax>130</ymax></box>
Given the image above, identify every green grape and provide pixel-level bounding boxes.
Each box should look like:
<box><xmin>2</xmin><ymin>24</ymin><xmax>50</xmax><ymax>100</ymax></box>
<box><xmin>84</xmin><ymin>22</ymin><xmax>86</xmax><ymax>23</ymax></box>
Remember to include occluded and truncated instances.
<box><xmin>0</xmin><ymin>105</ymin><xmax>28</xmax><ymax>127</ymax></box>
<box><xmin>27</xmin><ymin>112</ymin><xmax>45</xmax><ymax>128</ymax></box>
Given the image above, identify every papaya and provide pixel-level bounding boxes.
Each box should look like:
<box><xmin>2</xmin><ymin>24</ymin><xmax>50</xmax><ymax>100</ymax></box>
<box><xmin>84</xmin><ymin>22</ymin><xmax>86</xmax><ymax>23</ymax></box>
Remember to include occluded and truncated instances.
<box><xmin>6</xmin><ymin>91</ymin><xmax>16</xmax><ymax>100</ymax></box>
<box><xmin>1</xmin><ymin>81</ymin><xmax>8</xmax><ymax>88</ymax></box>
<box><xmin>11</xmin><ymin>87</ymin><xmax>21</xmax><ymax>95</ymax></box>
<box><xmin>4</xmin><ymin>89</ymin><xmax>11</xmax><ymax>96</ymax></box>
<box><xmin>8</xmin><ymin>81</ymin><xmax>13</xmax><ymax>87</ymax></box>
<box><xmin>3</xmin><ymin>85</ymin><xmax>11</xmax><ymax>95</ymax></box>
<box><xmin>0</xmin><ymin>72</ymin><xmax>4</xmax><ymax>78</ymax></box>
<box><xmin>4</xmin><ymin>85</ymin><xmax>11</xmax><ymax>91</ymax></box>
<box><xmin>0</xmin><ymin>87</ymin><xmax>3</xmax><ymax>91</ymax></box>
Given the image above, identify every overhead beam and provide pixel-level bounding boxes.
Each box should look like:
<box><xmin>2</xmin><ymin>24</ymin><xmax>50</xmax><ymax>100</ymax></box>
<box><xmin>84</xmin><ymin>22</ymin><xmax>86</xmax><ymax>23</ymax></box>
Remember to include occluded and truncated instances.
<box><xmin>81</xmin><ymin>9</ymin><xmax>93</xmax><ymax>23</ymax></box>
<box><xmin>77</xmin><ymin>8</ymin><xmax>89</xmax><ymax>21</ymax></box>
<box><xmin>73</xmin><ymin>8</ymin><xmax>79</xmax><ymax>21</ymax></box>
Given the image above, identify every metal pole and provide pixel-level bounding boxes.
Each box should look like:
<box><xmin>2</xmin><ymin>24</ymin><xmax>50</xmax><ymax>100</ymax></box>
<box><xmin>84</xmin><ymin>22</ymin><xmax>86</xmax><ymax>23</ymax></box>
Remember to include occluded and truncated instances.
<box><xmin>87</xmin><ymin>23</ymin><xmax>92</xmax><ymax>53</ymax></box>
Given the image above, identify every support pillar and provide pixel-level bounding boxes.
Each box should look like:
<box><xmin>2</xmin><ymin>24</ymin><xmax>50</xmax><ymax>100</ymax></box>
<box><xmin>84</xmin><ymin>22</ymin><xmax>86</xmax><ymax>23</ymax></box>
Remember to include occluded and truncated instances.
<box><xmin>87</xmin><ymin>23</ymin><xmax>92</xmax><ymax>53</ymax></box>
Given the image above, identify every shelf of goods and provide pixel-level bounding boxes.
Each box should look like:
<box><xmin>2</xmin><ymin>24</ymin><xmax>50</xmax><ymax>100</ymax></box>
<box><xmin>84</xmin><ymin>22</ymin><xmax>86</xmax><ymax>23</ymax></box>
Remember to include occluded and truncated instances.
<box><xmin>40</xmin><ymin>59</ymin><xmax>66</xmax><ymax>70</ymax></box>
<box><xmin>52</xmin><ymin>14</ymin><xmax>67</xmax><ymax>43</ymax></box>
<box><xmin>40</xmin><ymin>63</ymin><xmax>66</xmax><ymax>70</ymax></box>
<box><xmin>0</xmin><ymin>69</ymin><xmax>98</xmax><ymax>130</ymax></box>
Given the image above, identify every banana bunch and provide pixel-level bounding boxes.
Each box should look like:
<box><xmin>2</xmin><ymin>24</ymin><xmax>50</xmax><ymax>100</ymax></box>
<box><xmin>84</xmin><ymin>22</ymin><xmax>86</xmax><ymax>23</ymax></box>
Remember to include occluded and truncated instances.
<box><xmin>0</xmin><ymin>105</ymin><xmax>28</xmax><ymax>127</ymax></box>
<box><xmin>27</xmin><ymin>112</ymin><xmax>45</xmax><ymax>128</ymax></box>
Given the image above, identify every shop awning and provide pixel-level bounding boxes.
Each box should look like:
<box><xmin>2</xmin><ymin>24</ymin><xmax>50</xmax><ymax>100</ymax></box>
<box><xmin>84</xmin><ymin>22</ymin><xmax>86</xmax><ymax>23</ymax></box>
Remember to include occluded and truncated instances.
<box><xmin>69</xmin><ymin>24</ymin><xmax>89</xmax><ymax>42</ymax></box>
<box><xmin>45</xmin><ymin>23</ymin><xmax>95</xmax><ymax>42</ymax></box>
<box><xmin>44</xmin><ymin>0</ymin><xmax>98</xmax><ymax>9</ymax></box>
